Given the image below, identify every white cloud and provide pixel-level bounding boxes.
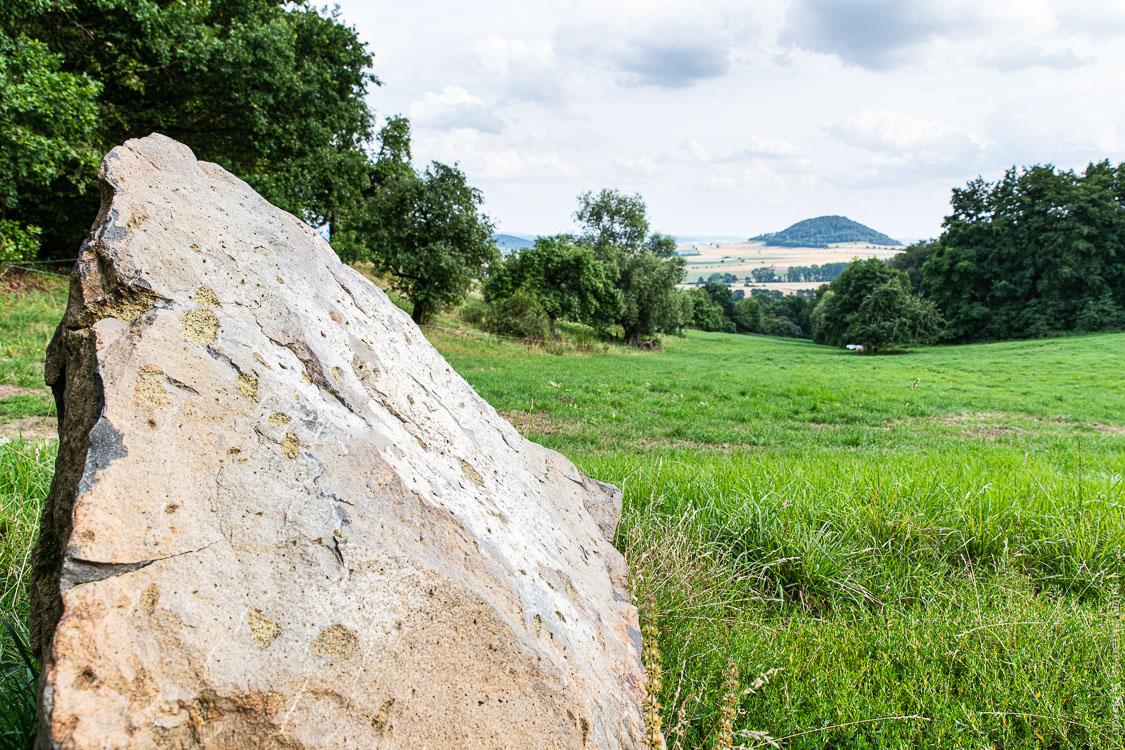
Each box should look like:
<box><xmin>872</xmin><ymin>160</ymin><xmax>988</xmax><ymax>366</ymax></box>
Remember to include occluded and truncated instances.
<box><xmin>409</xmin><ymin>86</ymin><xmax>505</xmax><ymax>133</ymax></box>
<box><xmin>826</xmin><ymin>109</ymin><xmax>981</xmax><ymax>156</ymax></box>
<box><xmin>469</xmin><ymin>34</ymin><xmax>570</xmax><ymax>104</ymax></box>
<box><xmin>554</xmin><ymin>2</ymin><xmax>741</xmax><ymax>88</ymax></box>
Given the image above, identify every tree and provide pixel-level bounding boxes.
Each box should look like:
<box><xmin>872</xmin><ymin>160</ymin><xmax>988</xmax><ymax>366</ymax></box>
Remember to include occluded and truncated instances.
<box><xmin>574</xmin><ymin>189</ymin><xmax>685</xmax><ymax>346</ymax></box>
<box><xmin>485</xmin><ymin>235</ymin><xmax>619</xmax><ymax>338</ymax></box>
<box><xmin>0</xmin><ymin>27</ymin><xmax>100</xmax><ymax>261</ymax></box>
<box><xmin>688</xmin><ymin>288</ymin><xmax>725</xmax><ymax>331</ymax></box>
<box><xmin>666</xmin><ymin>289</ymin><xmax>695</xmax><ymax>335</ymax></box>
<box><xmin>700</xmin><ymin>282</ymin><xmax>735</xmax><ymax>319</ymax></box>
<box><xmin>814</xmin><ymin>258</ymin><xmax>898</xmax><ymax>346</ymax></box>
<box><xmin>574</xmin><ymin>189</ymin><xmax>648</xmax><ymax>254</ymax></box>
<box><xmin>340</xmin><ymin>118</ymin><xmax>496</xmax><ymax>324</ymax></box>
<box><xmin>889</xmin><ymin>238</ymin><xmax>938</xmax><ymax>293</ymax></box>
<box><xmin>845</xmin><ymin>276</ymin><xmax>942</xmax><ymax>353</ymax></box>
<box><xmin>7</xmin><ymin>0</ymin><xmax>377</xmax><ymax>258</ymax></box>
<box><xmin>617</xmin><ymin>251</ymin><xmax>687</xmax><ymax>345</ymax></box>
<box><xmin>751</xmin><ymin>266</ymin><xmax>778</xmax><ymax>283</ymax></box>
<box><xmin>647</xmin><ymin>232</ymin><xmax>677</xmax><ymax>257</ymax></box>
<box><xmin>731</xmin><ymin>297</ymin><xmax>761</xmax><ymax>333</ymax></box>
<box><xmin>922</xmin><ymin>162</ymin><xmax>1125</xmax><ymax>341</ymax></box>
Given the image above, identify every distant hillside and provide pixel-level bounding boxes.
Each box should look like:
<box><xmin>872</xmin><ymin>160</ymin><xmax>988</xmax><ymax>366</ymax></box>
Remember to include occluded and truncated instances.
<box><xmin>750</xmin><ymin>216</ymin><xmax>902</xmax><ymax>248</ymax></box>
<box><xmin>492</xmin><ymin>233</ymin><xmax>535</xmax><ymax>252</ymax></box>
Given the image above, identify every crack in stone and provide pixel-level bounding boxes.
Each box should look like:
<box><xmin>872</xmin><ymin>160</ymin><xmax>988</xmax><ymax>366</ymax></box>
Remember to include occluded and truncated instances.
<box><xmin>61</xmin><ymin>541</ymin><xmax>218</xmax><ymax>588</ymax></box>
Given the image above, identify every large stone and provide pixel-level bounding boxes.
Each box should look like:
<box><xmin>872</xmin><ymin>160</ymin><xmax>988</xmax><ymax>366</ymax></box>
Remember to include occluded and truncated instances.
<box><xmin>30</xmin><ymin>134</ymin><xmax>646</xmax><ymax>748</ymax></box>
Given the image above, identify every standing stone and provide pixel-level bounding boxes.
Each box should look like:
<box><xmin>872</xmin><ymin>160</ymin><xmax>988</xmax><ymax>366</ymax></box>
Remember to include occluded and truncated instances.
<box><xmin>31</xmin><ymin>134</ymin><xmax>646</xmax><ymax>749</ymax></box>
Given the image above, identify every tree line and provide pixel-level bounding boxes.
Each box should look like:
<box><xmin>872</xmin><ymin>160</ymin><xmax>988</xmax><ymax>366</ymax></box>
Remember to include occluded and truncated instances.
<box><xmin>892</xmin><ymin>162</ymin><xmax>1125</xmax><ymax>341</ymax></box>
<box><xmin>2</xmin><ymin>0</ymin><xmax>378</xmax><ymax>264</ymax></box>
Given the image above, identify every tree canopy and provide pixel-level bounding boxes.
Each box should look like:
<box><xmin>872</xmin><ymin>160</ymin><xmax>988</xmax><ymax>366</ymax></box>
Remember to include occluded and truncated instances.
<box><xmin>0</xmin><ymin>27</ymin><xmax>100</xmax><ymax>261</ymax></box>
<box><xmin>485</xmin><ymin>235</ymin><xmax>619</xmax><ymax>338</ymax></box>
<box><xmin>573</xmin><ymin>189</ymin><xmax>685</xmax><ymax>346</ymax></box>
<box><xmin>921</xmin><ymin>162</ymin><xmax>1125</xmax><ymax>341</ymax></box>
<box><xmin>812</xmin><ymin>258</ymin><xmax>940</xmax><ymax>351</ymax></box>
<box><xmin>337</xmin><ymin>117</ymin><xmax>496</xmax><ymax>324</ymax></box>
<box><xmin>3</xmin><ymin>0</ymin><xmax>377</xmax><ymax>258</ymax></box>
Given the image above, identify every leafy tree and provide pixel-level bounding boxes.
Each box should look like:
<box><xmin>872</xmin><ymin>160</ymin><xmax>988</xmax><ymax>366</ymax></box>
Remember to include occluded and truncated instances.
<box><xmin>665</xmin><ymin>289</ymin><xmax>695</xmax><ymax>335</ymax></box>
<box><xmin>731</xmin><ymin>297</ymin><xmax>761</xmax><ymax>333</ymax></box>
<box><xmin>617</xmin><ymin>251</ymin><xmax>686</xmax><ymax>345</ymax></box>
<box><xmin>647</xmin><ymin>232</ymin><xmax>677</xmax><ymax>257</ymax></box>
<box><xmin>485</xmin><ymin>289</ymin><xmax>548</xmax><ymax>341</ymax></box>
<box><xmin>760</xmin><ymin>315</ymin><xmax>803</xmax><ymax>338</ymax></box>
<box><xmin>844</xmin><ymin>276</ymin><xmax>942</xmax><ymax>353</ymax></box>
<box><xmin>574</xmin><ymin>188</ymin><xmax>648</xmax><ymax>254</ymax></box>
<box><xmin>574</xmin><ymin>189</ymin><xmax>685</xmax><ymax>346</ymax></box>
<box><xmin>340</xmin><ymin>117</ymin><xmax>496</xmax><ymax>324</ymax></box>
<box><xmin>0</xmin><ymin>26</ymin><xmax>100</xmax><ymax>261</ymax></box>
<box><xmin>923</xmin><ymin>162</ymin><xmax>1125</xmax><ymax>340</ymax></box>
<box><xmin>485</xmin><ymin>235</ymin><xmax>619</xmax><ymax>338</ymax></box>
<box><xmin>688</xmin><ymin>288</ymin><xmax>725</xmax><ymax>331</ymax></box>
<box><xmin>700</xmin><ymin>282</ymin><xmax>734</xmax><ymax>319</ymax></box>
<box><xmin>7</xmin><ymin>0</ymin><xmax>377</xmax><ymax>257</ymax></box>
<box><xmin>751</xmin><ymin>266</ymin><xmax>778</xmax><ymax>283</ymax></box>
<box><xmin>815</xmin><ymin>258</ymin><xmax>941</xmax><ymax>351</ymax></box>
<box><xmin>889</xmin><ymin>238</ymin><xmax>938</xmax><ymax>292</ymax></box>
<box><xmin>814</xmin><ymin>258</ymin><xmax>899</xmax><ymax>346</ymax></box>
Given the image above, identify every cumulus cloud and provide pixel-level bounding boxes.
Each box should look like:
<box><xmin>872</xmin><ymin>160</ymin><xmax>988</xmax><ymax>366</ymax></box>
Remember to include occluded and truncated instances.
<box><xmin>554</xmin><ymin>3</ymin><xmax>738</xmax><ymax>88</ymax></box>
<box><xmin>469</xmin><ymin>34</ymin><xmax>571</xmax><ymax>104</ymax></box>
<box><xmin>409</xmin><ymin>86</ymin><xmax>505</xmax><ymax>133</ymax></box>
<box><xmin>827</xmin><ymin>109</ymin><xmax>979</xmax><ymax>155</ymax></box>
<box><xmin>978</xmin><ymin>42</ymin><xmax>1087</xmax><ymax>71</ymax></box>
<box><xmin>781</xmin><ymin>0</ymin><xmax>958</xmax><ymax>69</ymax></box>
<box><xmin>824</xmin><ymin>109</ymin><xmax>986</xmax><ymax>185</ymax></box>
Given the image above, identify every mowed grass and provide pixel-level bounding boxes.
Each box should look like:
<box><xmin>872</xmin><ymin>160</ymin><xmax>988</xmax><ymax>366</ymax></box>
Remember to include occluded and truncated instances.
<box><xmin>1</xmin><ymin>278</ymin><xmax>1123</xmax><ymax>748</ymax></box>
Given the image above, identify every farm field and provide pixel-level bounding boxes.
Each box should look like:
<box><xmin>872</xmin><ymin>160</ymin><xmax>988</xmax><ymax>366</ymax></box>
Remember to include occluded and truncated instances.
<box><xmin>679</xmin><ymin>239</ymin><xmax>902</xmax><ymax>289</ymax></box>
<box><xmin>3</xmin><ymin>276</ymin><xmax>1125</xmax><ymax>748</ymax></box>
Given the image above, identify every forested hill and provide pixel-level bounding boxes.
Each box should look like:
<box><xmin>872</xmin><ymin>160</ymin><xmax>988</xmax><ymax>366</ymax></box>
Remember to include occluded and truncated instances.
<box><xmin>750</xmin><ymin>215</ymin><xmax>902</xmax><ymax>248</ymax></box>
<box><xmin>492</xmin><ymin>234</ymin><xmax>535</xmax><ymax>251</ymax></box>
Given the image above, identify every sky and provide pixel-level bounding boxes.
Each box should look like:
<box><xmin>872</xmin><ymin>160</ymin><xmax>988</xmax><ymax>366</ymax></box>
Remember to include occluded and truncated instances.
<box><xmin>335</xmin><ymin>0</ymin><xmax>1125</xmax><ymax>241</ymax></box>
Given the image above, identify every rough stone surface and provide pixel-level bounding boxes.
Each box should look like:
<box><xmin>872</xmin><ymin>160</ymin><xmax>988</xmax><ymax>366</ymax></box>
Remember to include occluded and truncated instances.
<box><xmin>30</xmin><ymin>134</ymin><xmax>646</xmax><ymax>749</ymax></box>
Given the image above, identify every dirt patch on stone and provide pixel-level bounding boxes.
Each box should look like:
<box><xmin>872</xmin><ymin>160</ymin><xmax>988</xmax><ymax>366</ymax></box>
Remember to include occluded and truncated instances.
<box><xmin>0</xmin><ymin>415</ymin><xmax>57</xmax><ymax>442</ymax></box>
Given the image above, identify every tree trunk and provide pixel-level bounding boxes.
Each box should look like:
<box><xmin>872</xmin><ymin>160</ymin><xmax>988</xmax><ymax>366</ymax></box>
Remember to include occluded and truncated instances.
<box><xmin>549</xmin><ymin>316</ymin><xmax>558</xmax><ymax>340</ymax></box>
<box><xmin>411</xmin><ymin>301</ymin><xmax>427</xmax><ymax>325</ymax></box>
<box><xmin>624</xmin><ymin>323</ymin><xmax>642</xmax><ymax>347</ymax></box>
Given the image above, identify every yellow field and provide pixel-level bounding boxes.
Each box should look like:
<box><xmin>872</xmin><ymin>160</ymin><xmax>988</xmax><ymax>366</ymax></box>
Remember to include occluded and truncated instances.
<box><xmin>679</xmin><ymin>240</ymin><xmax>902</xmax><ymax>291</ymax></box>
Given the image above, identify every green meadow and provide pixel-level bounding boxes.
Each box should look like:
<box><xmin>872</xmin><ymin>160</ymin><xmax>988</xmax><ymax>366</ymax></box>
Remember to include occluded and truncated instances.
<box><xmin>2</xmin><ymin>278</ymin><xmax>1124</xmax><ymax>748</ymax></box>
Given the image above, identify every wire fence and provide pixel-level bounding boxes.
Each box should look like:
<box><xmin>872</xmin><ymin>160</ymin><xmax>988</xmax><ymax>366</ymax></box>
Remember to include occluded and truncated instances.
<box><xmin>1</xmin><ymin>261</ymin><xmax>74</xmax><ymax>279</ymax></box>
<box><xmin>417</xmin><ymin>323</ymin><xmax>612</xmax><ymax>351</ymax></box>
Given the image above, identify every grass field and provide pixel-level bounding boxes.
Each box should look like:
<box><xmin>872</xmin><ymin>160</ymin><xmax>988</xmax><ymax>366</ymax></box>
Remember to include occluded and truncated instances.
<box><xmin>2</xmin><ymin>276</ymin><xmax>1124</xmax><ymax>748</ymax></box>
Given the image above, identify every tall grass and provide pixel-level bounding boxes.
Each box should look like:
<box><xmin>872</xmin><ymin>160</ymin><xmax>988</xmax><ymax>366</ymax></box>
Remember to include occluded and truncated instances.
<box><xmin>0</xmin><ymin>439</ymin><xmax>53</xmax><ymax>750</ymax></box>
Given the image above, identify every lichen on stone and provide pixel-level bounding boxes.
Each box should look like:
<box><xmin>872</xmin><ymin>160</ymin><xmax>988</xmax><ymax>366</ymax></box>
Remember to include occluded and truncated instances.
<box><xmin>194</xmin><ymin>286</ymin><xmax>221</xmax><ymax>308</ymax></box>
<box><xmin>140</xmin><ymin>584</ymin><xmax>159</xmax><ymax>614</ymax></box>
<box><xmin>281</xmin><ymin>432</ymin><xmax>300</xmax><ymax>459</ymax></box>
<box><xmin>180</xmin><ymin>309</ymin><xmax>219</xmax><ymax>345</ymax></box>
<box><xmin>268</xmin><ymin>412</ymin><xmax>291</xmax><ymax>426</ymax></box>
<box><xmin>236</xmin><ymin>373</ymin><xmax>258</xmax><ymax>401</ymax></box>
<box><xmin>461</xmin><ymin>459</ymin><xmax>484</xmax><ymax>486</ymax></box>
<box><xmin>310</xmin><ymin>623</ymin><xmax>358</xmax><ymax>659</ymax></box>
<box><xmin>247</xmin><ymin>609</ymin><xmax>282</xmax><ymax>649</ymax></box>
<box><xmin>134</xmin><ymin>365</ymin><xmax>168</xmax><ymax>408</ymax></box>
